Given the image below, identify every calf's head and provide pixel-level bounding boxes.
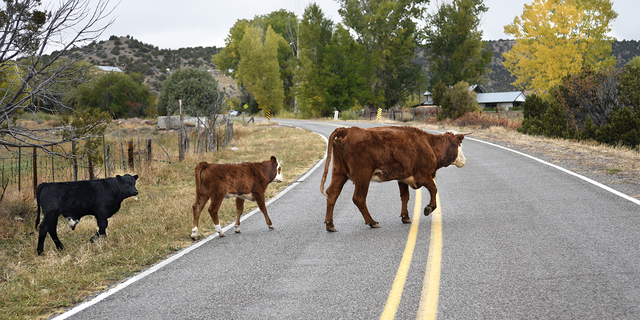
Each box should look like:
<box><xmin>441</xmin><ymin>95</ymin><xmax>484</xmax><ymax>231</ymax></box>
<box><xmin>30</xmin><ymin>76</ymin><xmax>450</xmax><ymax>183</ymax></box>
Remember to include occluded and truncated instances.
<box><xmin>117</xmin><ymin>174</ymin><xmax>139</xmax><ymax>197</ymax></box>
<box><xmin>444</xmin><ymin>130</ymin><xmax>471</xmax><ymax>168</ymax></box>
<box><xmin>270</xmin><ymin>156</ymin><xmax>283</xmax><ymax>183</ymax></box>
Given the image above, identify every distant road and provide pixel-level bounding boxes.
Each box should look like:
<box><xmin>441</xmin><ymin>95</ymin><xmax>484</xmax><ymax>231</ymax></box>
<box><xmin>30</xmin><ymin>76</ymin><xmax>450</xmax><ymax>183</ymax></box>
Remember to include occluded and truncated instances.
<box><xmin>56</xmin><ymin>119</ymin><xmax>640</xmax><ymax>319</ymax></box>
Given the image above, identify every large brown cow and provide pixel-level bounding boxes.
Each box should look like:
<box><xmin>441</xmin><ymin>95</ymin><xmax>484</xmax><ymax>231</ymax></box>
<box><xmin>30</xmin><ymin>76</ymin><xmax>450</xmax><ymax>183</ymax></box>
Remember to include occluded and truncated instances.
<box><xmin>191</xmin><ymin>156</ymin><xmax>283</xmax><ymax>239</ymax></box>
<box><xmin>320</xmin><ymin>126</ymin><xmax>469</xmax><ymax>232</ymax></box>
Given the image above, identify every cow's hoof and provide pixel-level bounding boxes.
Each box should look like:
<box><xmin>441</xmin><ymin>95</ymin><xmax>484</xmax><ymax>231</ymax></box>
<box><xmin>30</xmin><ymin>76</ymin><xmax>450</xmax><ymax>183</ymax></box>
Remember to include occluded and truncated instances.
<box><xmin>37</xmin><ymin>250</ymin><xmax>44</xmax><ymax>256</ymax></box>
<box><xmin>424</xmin><ymin>206</ymin><xmax>434</xmax><ymax>216</ymax></box>
<box><xmin>235</xmin><ymin>230</ymin><xmax>241</xmax><ymax>234</ymax></box>
<box><xmin>369</xmin><ymin>222</ymin><xmax>381</xmax><ymax>228</ymax></box>
<box><xmin>401</xmin><ymin>216</ymin><xmax>412</xmax><ymax>224</ymax></box>
<box><xmin>326</xmin><ymin>226</ymin><xmax>338</xmax><ymax>232</ymax></box>
<box><xmin>190</xmin><ymin>236</ymin><xmax>197</xmax><ymax>241</ymax></box>
<box><xmin>219</xmin><ymin>233</ymin><xmax>226</xmax><ymax>237</ymax></box>
<box><xmin>268</xmin><ymin>225</ymin><xmax>275</xmax><ymax>230</ymax></box>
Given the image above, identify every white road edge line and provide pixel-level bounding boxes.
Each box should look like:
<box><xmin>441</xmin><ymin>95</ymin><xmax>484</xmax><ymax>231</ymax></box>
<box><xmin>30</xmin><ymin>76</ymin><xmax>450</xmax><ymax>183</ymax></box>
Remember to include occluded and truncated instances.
<box><xmin>52</xmin><ymin>129</ymin><xmax>328</xmax><ymax>320</ymax></box>
<box><xmin>466</xmin><ymin>136</ymin><xmax>640</xmax><ymax>206</ymax></box>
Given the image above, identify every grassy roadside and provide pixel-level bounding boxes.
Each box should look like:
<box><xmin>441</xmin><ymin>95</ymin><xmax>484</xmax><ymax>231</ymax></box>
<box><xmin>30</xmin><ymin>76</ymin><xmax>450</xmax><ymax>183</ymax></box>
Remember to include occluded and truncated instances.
<box><xmin>0</xmin><ymin>122</ymin><xmax>326</xmax><ymax>320</ymax></box>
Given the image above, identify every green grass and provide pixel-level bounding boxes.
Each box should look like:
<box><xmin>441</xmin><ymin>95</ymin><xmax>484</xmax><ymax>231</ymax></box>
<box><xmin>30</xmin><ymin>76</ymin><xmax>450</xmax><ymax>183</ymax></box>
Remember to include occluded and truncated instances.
<box><xmin>0</xmin><ymin>122</ymin><xmax>326</xmax><ymax>319</ymax></box>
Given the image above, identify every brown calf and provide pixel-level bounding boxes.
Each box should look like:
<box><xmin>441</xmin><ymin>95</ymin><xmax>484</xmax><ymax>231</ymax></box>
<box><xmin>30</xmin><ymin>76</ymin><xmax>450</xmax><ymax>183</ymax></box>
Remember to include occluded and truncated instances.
<box><xmin>191</xmin><ymin>156</ymin><xmax>283</xmax><ymax>239</ymax></box>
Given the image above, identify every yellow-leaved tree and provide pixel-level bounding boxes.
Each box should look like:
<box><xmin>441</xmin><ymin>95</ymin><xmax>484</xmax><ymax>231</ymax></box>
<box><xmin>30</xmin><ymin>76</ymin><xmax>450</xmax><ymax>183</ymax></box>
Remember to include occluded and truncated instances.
<box><xmin>503</xmin><ymin>0</ymin><xmax>618</xmax><ymax>94</ymax></box>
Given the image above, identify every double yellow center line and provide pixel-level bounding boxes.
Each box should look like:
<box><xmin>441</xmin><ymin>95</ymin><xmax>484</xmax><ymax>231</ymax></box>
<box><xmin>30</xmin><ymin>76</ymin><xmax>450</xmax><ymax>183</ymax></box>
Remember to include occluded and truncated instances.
<box><xmin>380</xmin><ymin>188</ymin><xmax>443</xmax><ymax>320</ymax></box>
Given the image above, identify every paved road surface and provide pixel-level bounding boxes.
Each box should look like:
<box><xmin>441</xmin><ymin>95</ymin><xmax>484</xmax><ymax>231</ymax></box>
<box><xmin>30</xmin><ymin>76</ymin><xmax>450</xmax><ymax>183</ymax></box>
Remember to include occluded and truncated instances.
<box><xmin>54</xmin><ymin>119</ymin><xmax>640</xmax><ymax>319</ymax></box>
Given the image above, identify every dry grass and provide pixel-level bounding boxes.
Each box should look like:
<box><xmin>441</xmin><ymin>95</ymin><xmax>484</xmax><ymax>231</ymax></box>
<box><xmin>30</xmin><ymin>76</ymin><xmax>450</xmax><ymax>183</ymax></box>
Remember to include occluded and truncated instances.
<box><xmin>0</xmin><ymin>122</ymin><xmax>326</xmax><ymax>320</ymax></box>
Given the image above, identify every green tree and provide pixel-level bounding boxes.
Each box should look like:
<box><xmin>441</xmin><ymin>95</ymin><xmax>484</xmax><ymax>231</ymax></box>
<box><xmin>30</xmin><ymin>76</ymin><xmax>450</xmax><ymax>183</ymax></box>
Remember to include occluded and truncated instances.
<box><xmin>519</xmin><ymin>93</ymin><xmax>548</xmax><ymax>135</ymax></box>
<box><xmin>596</xmin><ymin>107</ymin><xmax>640</xmax><ymax>148</ymax></box>
<box><xmin>212</xmin><ymin>11</ymin><xmax>299</xmax><ymax>112</ymax></box>
<box><xmin>542</xmin><ymin>99</ymin><xmax>569</xmax><ymax>138</ymax></box>
<box><xmin>438</xmin><ymin>81</ymin><xmax>480</xmax><ymax>119</ymax></box>
<box><xmin>297</xmin><ymin>4</ymin><xmax>374</xmax><ymax>117</ymax></box>
<box><xmin>337</xmin><ymin>0</ymin><xmax>428</xmax><ymax>108</ymax></box>
<box><xmin>256</xmin><ymin>10</ymin><xmax>298</xmax><ymax>111</ymax></box>
<box><xmin>237</xmin><ymin>24</ymin><xmax>285</xmax><ymax>115</ymax></box>
<box><xmin>431</xmin><ymin>80</ymin><xmax>447</xmax><ymax>106</ymax></box>
<box><xmin>71</xmin><ymin>71</ymin><xmax>153</xmax><ymax>119</ymax></box>
<box><xmin>157</xmin><ymin>68</ymin><xmax>225</xmax><ymax>119</ymax></box>
<box><xmin>211</xmin><ymin>19</ymin><xmax>249</xmax><ymax>77</ymax></box>
<box><xmin>503</xmin><ymin>0</ymin><xmax>618</xmax><ymax>93</ymax></box>
<box><xmin>423</xmin><ymin>0</ymin><xmax>492</xmax><ymax>88</ymax></box>
<box><xmin>618</xmin><ymin>56</ymin><xmax>640</xmax><ymax>113</ymax></box>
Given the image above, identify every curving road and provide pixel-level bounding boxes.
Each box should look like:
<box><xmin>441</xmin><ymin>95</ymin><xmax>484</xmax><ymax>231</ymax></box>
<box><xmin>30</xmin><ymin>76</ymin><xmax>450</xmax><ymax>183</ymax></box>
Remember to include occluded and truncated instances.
<box><xmin>54</xmin><ymin>119</ymin><xmax>640</xmax><ymax>319</ymax></box>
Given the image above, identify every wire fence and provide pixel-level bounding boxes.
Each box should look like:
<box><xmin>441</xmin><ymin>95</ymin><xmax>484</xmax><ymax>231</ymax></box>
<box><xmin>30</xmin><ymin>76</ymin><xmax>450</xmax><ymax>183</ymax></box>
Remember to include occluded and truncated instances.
<box><xmin>0</xmin><ymin>118</ymin><xmax>234</xmax><ymax>202</ymax></box>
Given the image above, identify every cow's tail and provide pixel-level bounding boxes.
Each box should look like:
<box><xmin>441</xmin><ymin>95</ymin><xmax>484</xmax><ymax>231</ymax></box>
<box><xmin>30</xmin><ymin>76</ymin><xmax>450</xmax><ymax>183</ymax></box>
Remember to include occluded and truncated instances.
<box><xmin>320</xmin><ymin>128</ymin><xmax>346</xmax><ymax>198</ymax></box>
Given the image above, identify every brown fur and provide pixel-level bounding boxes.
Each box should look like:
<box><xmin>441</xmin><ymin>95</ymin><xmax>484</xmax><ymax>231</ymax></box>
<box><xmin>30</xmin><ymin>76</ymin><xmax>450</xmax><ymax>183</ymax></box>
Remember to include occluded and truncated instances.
<box><xmin>320</xmin><ymin>126</ymin><xmax>467</xmax><ymax>232</ymax></box>
<box><xmin>192</xmin><ymin>156</ymin><xmax>281</xmax><ymax>239</ymax></box>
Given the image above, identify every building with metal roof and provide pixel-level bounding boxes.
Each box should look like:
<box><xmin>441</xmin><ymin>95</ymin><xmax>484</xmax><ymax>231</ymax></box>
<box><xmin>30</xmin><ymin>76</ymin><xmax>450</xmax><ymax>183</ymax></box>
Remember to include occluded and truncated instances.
<box><xmin>422</xmin><ymin>86</ymin><xmax>526</xmax><ymax>111</ymax></box>
<box><xmin>97</xmin><ymin>66</ymin><xmax>123</xmax><ymax>73</ymax></box>
<box><xmin>476</xmin><ymin>91</ymin><xmax>526</xmax><ymax>111</ymax></box>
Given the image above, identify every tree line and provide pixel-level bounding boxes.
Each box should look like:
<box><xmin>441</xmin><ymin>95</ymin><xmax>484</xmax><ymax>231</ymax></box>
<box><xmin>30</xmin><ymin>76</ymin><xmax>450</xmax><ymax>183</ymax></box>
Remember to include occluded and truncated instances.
<box><xmin>2</xmin><ymin>0</ymin><xmax>639</xmax><ymax>158</ymax></box>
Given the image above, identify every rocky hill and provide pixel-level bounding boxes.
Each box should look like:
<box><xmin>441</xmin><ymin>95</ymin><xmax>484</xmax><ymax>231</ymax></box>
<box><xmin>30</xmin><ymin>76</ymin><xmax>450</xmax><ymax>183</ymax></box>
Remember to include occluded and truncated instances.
<box><xmin>75</xmin><ymin>35</ymin><xmax>238</xmax><ymax>96</ymax></box>
<box><xmin>66</xmin><ymin>36</ymin><xmax>640</xmax><ymax>95</ymax></box>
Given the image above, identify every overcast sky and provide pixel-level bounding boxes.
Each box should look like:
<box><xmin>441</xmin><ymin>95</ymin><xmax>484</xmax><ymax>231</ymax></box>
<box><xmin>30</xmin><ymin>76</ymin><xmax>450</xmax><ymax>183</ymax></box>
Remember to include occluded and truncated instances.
<box><xmin>46</xmin><ymin>0</ymin><xmax>640</xmax><ymax>50</ymax></box>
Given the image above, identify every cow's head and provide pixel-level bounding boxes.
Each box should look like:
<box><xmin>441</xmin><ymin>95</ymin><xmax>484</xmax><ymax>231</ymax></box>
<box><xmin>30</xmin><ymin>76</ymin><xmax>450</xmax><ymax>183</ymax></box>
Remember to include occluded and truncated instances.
<box><xmin>445</xmin><ymin>130</ymin><xmax>471</xmax><ymax>168</ymax></box>
<box><xmin>116</xmin><ymin>174</ymin><xmax>139</xmax><ymax>197</ymax></box>
<box><xmin>270</xmin><ymin>156</ymin><xmax>283</xmax><ymax>183</ymax></box>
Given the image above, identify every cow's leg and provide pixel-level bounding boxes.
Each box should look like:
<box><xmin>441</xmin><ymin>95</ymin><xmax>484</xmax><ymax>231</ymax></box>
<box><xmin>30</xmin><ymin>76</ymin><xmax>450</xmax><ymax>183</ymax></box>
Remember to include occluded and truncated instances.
<box><xmin>37</xmin><ymin>214</ymin><xmax>63</xmax><ymax>255</ymax></box>
<box><xmin>90</xmin><ymin>218</ymin><xmax>108</xmax><ymax>243</ymax></box>
<box><xmin>324</xmin><ymin>173</ymin><xmax>349</xmax><ymax>232</ymax></box>
<box><xmin>398</xmin><ymin>182</ymin><xmax>411</xmax><ymax>223</ymax></box>
<box><xmin>49</xmin><ymin>221</ymin><xmax>65</xmax><ymax>251</ymax></box>
<box><xmin>191</xmin><ymin>193</ymin><xmax>210</xmax><ymax>240</ymax></box>
<box><xmin>352</xmin><ymin>178</ymin><xmax>379</xmax><ymax>228</ymax></box>
<box><xmin>37</xmin><ymin>223</ymin><xmax>48</xmax><ymax>255</ymax></box>
<box><xmin>253</xmin><ymin>192</ymin><xmax>274</xmax><ymax>230</ymax></box>
<box><xmin>423</xmin><ymin>178</ymin><xmax>438</xmax><ymax>216</ymax></box>
<box><xmin>207</xmin><ymin>197</ymin><xmax>225</xmax><ymax>237</ymax></box>
<box><xmin>234</xmin><ymin>198</ymin><xmax>245</xmax><ymax>233</ymax></box>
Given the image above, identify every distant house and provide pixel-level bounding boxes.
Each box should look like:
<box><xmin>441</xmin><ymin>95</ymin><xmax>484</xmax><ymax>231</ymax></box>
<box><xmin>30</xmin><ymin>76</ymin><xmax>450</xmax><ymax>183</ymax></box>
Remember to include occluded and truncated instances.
<box><xmin>421</xmin><ymin>84</ymin><xmax>525</xmax><ymax>111</ymax></box>
<box><xmin>476</xmin><ymin>91</ymin><xmax>526</xmax><ymax>110</ymax></box>
<box><xmin>97</xmin><ymin>66</ymin><xmax>123</xmax><ymax>73</ymax></box>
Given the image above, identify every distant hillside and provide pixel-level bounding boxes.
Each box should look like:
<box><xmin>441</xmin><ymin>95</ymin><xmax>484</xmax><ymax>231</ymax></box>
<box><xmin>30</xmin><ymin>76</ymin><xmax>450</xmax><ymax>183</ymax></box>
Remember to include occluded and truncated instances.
<box><xmin>61</xmin><ymin>35</ymin><xmax>239</xmax><ymax>96</ymax></box>
<box><xmin>61</xmin><ymin>36</ymin><xmax>640</xmax><ymax>96</ymax></box>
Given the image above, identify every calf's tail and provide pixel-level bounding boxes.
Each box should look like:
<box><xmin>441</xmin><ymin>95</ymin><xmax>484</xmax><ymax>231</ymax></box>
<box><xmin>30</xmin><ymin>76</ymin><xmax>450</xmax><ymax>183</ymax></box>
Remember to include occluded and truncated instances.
<box><xmin>320</xmin><ymin>128</ymin><xmax>347</xmax><ymax>198</ymax></box>
<box><xmin>193</xmin><ymin>162</ymin><xmax>208</xmax><ymax>198</ymax></box>
<box><xmin>35</xmin><ymin>184</ymin><xmax>42</xmax><ymax>230</ymax></box>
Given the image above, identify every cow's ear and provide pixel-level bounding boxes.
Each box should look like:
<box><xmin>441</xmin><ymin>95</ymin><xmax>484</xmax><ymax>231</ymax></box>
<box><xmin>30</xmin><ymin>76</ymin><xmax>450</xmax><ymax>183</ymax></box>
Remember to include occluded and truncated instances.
<box><xmin>133</xmin><ymin>175</ymin><xmax>139</xmax><ymax>180</ymax></box>
<box><xmin>270</xmin><ymin>156</ymin><xmax>277</xmax><ymax>163</ymax></box>
<box><xmin>116</xmin><ymin>175</ymin><xmax>122</xmax><ymax>180</ymax></box>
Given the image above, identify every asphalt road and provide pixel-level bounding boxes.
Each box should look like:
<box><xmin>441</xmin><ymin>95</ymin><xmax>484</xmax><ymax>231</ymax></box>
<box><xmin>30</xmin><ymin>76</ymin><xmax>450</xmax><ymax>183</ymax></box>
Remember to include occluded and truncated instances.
<box><xmin>54</xmin><ymin>119</ymin><xmax>640</xmax><ymax>319</ymax></box>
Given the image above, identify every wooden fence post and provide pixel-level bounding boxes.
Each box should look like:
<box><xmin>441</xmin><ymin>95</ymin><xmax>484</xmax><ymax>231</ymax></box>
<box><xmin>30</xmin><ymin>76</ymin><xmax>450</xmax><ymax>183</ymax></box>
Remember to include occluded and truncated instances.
<box><xmin>106</xmin><ymin>145</ymin><xmax>111</xmax><ymax>178</ymax></box>
<box><xmin>32</xmin><ymin>147</ymin><xmax>37</xmax><ymax>198</ymax></box>
<box><xmin>179</xmin><ymin>99</ymin><xmax>185</xmax><ymax>162</ymax></box>
<box><xmin>127</xmin><ymin>140</ymin><xmax>134</xmax><ymax>171</ymax></box>
<box><xmin>88</xmin><ymin>154</ymin><xmax>95</xmax><ymax>180</ymax></box>
<box><xmin>72</xmin><ymin>141</ymin><xmax>78</xmax><ymax>182</ymax></box>
<box><xmin>18</xmin><ymin>147</ymin><xmax>21</xmax><ymax>192</ymax></box>
<box><xmin>146</xmin><ymin>139</ymin><xmax>152</xmax><ymax>166</ymax></box>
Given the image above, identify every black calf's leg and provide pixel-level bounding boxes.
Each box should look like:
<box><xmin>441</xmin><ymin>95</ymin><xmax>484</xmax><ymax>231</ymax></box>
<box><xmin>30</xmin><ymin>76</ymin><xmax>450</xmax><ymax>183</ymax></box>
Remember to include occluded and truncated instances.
<box><xmin>91</xmin><ymin>218</ymin><xmax>109</xmax><ymax>243</ymax></box>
